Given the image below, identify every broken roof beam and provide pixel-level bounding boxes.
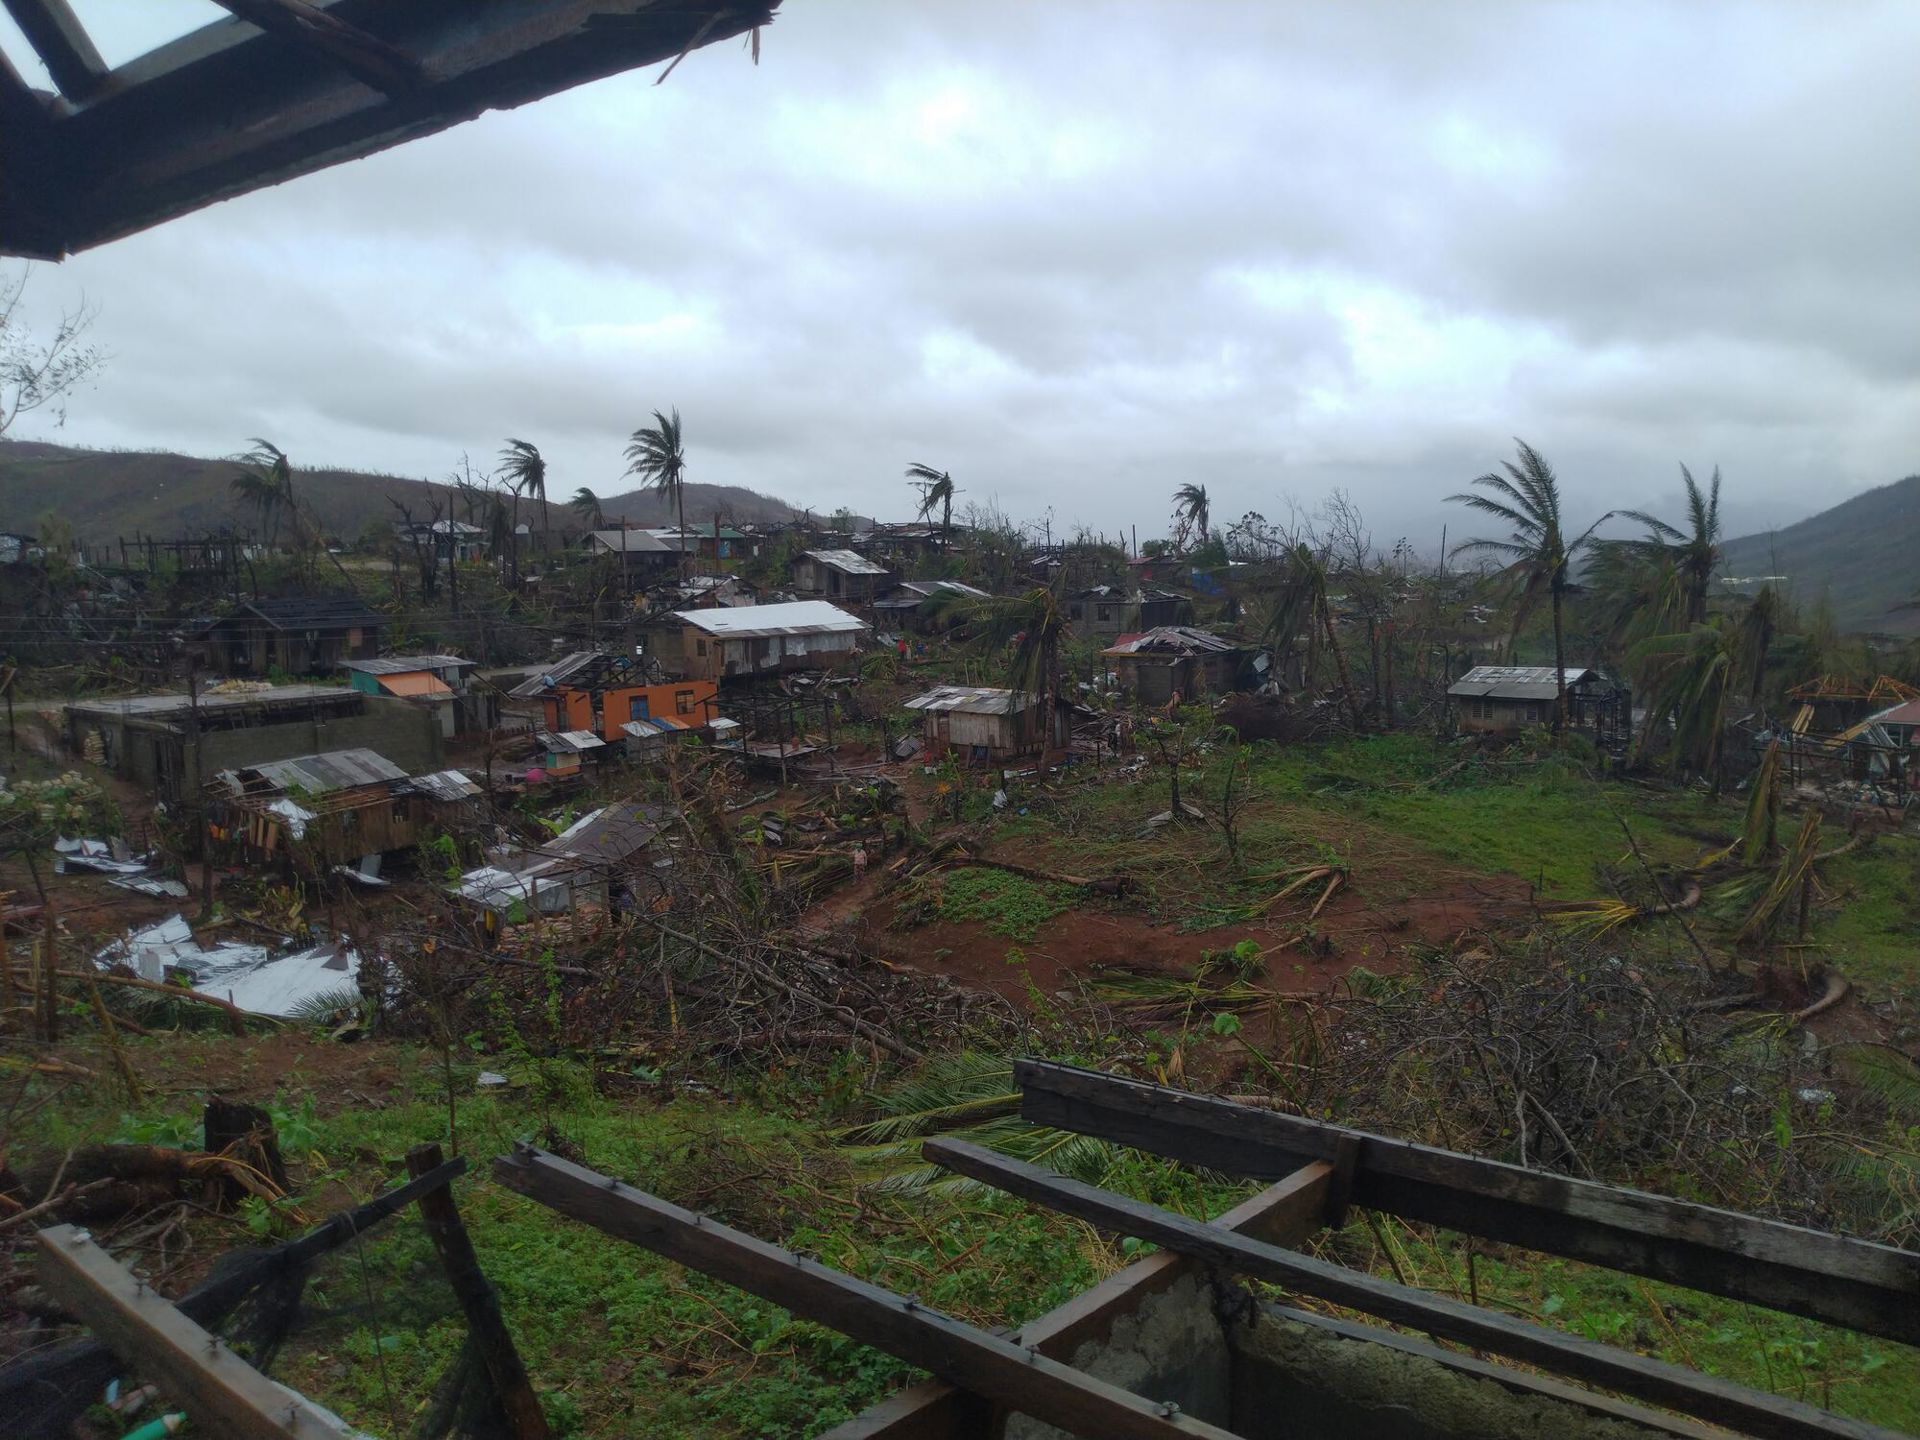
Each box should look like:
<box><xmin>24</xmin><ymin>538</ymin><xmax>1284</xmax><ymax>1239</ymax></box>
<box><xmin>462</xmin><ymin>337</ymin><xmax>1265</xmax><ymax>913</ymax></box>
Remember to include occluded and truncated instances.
<box><xmin>492</xmin><ymin>1144</ymin><xmax>1241</xmax><ymax>1440</ymax></box>
<box><xmin>35</xmin><ymin>1224</ymin><xmax>356</xmax><ymax>1440</ymax></box>
<box><xmin>1016</xmin><ymin>1059</ymin><xmax>1920</xmax><ymax>1346</ymax></box>
<box><xmin>1</xmin><ymin>0</ymin><xmax>107</xmax><ymax>100</ymax></box>
<box><xmin>205</xmin><ymin>0</ymin><xmax>425</xmax><ymax>96</ymax></box>
<box><xmin>6</xmin><ymin>0</ymin><xmax>777</xmax><ymax>259</ymax></box>
<box><xmin>925</xmin><ymin>1138</ymin><xmax>1903</xmax><ymax>1440</ymax></box>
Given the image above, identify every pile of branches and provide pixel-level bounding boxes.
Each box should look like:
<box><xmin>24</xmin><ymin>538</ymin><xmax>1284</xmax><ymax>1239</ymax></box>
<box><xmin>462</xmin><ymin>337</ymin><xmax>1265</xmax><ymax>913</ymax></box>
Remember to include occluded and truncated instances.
<box><xmin>1292</xmin><ymin>939</ymin><xmax>1917</xmax><ymax>1244</ymax></box>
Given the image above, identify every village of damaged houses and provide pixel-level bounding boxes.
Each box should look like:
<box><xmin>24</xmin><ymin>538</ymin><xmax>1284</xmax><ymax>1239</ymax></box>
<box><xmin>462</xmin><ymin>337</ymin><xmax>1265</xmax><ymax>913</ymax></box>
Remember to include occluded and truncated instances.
<box><xmin>6</xmin><ymin>464</ymin><xmax>1920</xmax><ymax>1439</ymax></box>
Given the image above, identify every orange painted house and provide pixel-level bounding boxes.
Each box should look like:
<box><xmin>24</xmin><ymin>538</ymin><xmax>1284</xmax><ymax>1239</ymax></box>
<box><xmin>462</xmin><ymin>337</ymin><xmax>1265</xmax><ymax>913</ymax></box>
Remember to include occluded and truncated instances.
<box><xmin>538</xmin><ymin>679</ymin><xmax>717</xmax><ymax>742</ymax></box>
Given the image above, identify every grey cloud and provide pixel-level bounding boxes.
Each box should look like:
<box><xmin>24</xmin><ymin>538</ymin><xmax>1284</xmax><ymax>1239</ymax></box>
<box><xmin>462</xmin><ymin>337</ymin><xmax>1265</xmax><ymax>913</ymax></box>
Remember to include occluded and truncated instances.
<box><xmin>9</xmin><ymin>0</ymin><xmax>1918</xmax><ymax>542</ymax></box>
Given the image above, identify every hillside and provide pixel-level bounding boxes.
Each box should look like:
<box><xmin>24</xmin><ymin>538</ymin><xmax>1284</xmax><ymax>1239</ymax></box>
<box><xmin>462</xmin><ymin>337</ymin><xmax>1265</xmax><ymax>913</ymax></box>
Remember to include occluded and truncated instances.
<box><xmin>1719</xmin><ymin>473</ymin><xmax>1920</xmax><ymax>634</ymax></box>
<box><xmin>0</xmin><ymin>438</ymin><xmax>797</xmax><ymax>541</ymax></box>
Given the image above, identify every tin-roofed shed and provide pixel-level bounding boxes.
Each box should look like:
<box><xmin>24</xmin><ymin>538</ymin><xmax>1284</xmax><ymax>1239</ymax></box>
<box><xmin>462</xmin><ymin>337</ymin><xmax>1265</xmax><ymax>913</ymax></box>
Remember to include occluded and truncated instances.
<box><xmin>903</xmin><ymin>685</ymin><xmax>1067</xmax><ymax>762</ymax></box>
<box><xmin>1447</xmin><ymin>666</ymin><xmax>1626</xmax><ymax>737</ymax></box>
<box><xmin>793</xmin><ymin>548</ymin><xmax>897</xmax><ymax>603</ymax></box>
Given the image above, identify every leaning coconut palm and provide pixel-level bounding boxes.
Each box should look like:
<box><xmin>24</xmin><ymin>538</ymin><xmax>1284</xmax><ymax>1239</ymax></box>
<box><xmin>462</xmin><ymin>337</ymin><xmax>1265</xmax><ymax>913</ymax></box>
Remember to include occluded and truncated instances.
<box><xmin>229</xmin><ymin>438</ymin><xmax>297</xmax><ymax>548</ymax></box>
<box><xmin>569</xmin><ymin>486</ymin><xmax>604</xmax><ymax>528</ymax></box>
<box><xmin>961</xmin><ymin>587</ymin><xmax>1067</xmax><ymax>761</ymax></box>
<box><xmin>1736</xmin><ymin>582</ymin><xmax>1784</xmax><ymax>704</ymax></box>
<box><xmin>1613</xmin><ymin>463</ymin><xmax>1723</xmax><ymax>626</ymax></box>
<box><xmin>904</xmin><ymin>462</ymin><xmax>957</xmax><ymax>548</ymax></box>
<box><xmin>1171</xmin><ymin>482</ymin><xmax>1211</xmax><ymax>552</ymax></box>
<box><xmin>1630</xmin><ymin>618</ymin><xmax>1739</xmax><ymax>784</ymax></box>
<box><xmin>497</xmin><ymin>438</ymin><xmax>548</xmax><ymax>532</ymax></box>
<box><xmin>1448</xmin><ymin>440</ymin><xmax>1612</xmax><ymax>733</ymax></box>
<box><xmin>624</xmin><ymin>407</ymin><xmax>688</xmax><ymax>576</ymax></box>
<box><xmin>1255</xmin><ymin>542</ymin><xmax>1364</xmax><ymax>730</ymax></box>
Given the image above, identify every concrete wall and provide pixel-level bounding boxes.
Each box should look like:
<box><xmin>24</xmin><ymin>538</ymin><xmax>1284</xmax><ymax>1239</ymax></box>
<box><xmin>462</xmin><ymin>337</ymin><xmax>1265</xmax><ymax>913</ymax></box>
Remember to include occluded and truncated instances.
<box><xmin>1005</xmin><ymin>1273</ymin><xmax>1234</xmax><ymax>1440</ymax></box>
<box><xmin>191</xmin><ymin>696</ymin><xmax>442</xmax><ymax>790</ymax></box>
<box><xmin>1227</xmin><ymin>1308</ymin><xmax>1674</xmax><ymax>1440</ymax></box>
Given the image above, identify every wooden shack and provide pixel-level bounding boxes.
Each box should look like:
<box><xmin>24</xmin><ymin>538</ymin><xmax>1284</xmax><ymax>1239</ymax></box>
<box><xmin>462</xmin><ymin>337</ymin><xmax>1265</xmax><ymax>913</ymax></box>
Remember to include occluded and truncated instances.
<box><xmin>1104</xmin><ymin>626</ymin><xmax>1253</xmax><ymax>705</ymax></box>
<box><xmin>195</xmin><ymin>596</ymin><xmax>387</xmax><ymax>677</ymax></box>
<box><xmin>208</xmin><ymin>747</ymin><xmax>479</xmax><ymax>869</ymax></box>
<box><xmin>793</xmin><ymin>548</ymin><xmax>896</xmax><ymax>604</ymax></box>
<box><xmin>664</xmin><ymin>601</ymin><xmax>868</xmax><ymax>683</ymax></box>
<box><xmin>902</xmin><ymin>685</ymin><xmax>1067</xmax><ymax>762</ymax></box>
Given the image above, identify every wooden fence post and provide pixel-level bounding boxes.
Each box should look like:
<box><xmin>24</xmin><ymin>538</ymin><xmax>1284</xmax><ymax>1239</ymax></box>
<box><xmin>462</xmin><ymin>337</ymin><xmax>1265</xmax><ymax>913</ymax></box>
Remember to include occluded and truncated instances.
<box><xmin>406</xmin><ymin>1143</ymin><xmax>550</xmax><ymax>1440</ymax></box>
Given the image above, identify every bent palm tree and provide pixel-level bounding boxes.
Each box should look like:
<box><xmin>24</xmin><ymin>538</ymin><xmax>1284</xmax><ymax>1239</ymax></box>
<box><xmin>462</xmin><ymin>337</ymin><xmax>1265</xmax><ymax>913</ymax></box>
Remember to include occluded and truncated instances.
<box><xmin>1255</xmin><ymin>542</ymin><xmax>1364</xmax><ymax>730</ymax></box>
<box><xmin>569</xmin><ymin>487</ymin><xmax>604</xmax><ymax>528</ymax></box>
<box><xmin>1448</xmin><ymin>440</ymin><xmax>1612</xmax><ymax>732</ymax></box>
<box><xmin>962</xmin><ymin>587</ymin><xmax>1067</xmax><ymax>762</ymax></box>
<box><xmin>229</xmin><ymin>438</ymin><xmax>296</xmax><ymax>548</ymax></box>
<box><xmin>498</xmin><ymin>438</ymin><xmax>548</xmax><ymax>532</ymax></box>
<box><xmin>905</xmin><ymin>462</ymin><xmax>957</xmax><ymax>548</ymax></box>
<box><xmin>1630</xmin><ymin>619</ymin><xmax>1738</xmax><ymax>784</ymax></box>
<box><xmin>1614</xmin><ymin>463</ymin><xmax>1723</xmax><ymax>626</ymax></box>
<box><xmin>1172</xmin><ymin>482</ymin><xmax>1210</xmax><ymax>552</ymax></box>
<box><xmin>625</xmin><ymin>408</ymin><xmax>688</xmax><ymax>577</ymax></box>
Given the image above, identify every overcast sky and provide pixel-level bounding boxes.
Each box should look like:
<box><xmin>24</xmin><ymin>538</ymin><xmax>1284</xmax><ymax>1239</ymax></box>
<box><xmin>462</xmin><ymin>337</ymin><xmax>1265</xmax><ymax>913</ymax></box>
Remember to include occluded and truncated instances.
<box><xmin>4</xmin><ymin>0</ymin><xmax>1917</xmax><ymax>550</ymax></box>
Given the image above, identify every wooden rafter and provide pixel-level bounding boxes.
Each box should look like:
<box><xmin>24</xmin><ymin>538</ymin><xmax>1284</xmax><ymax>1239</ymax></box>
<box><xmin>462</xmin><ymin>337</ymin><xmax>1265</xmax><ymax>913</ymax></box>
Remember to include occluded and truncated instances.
<box><xmin>492</xmin><ymin>1144</ymin><xmax>1240</xmax><ymax>1440</ymax></box>
<box><xmin>925</xmin><ymin>1136</ymin><xmax>1902</xmax><ymax>1440</ymax></box>
<box><xmin>206</xmin><ymin>0</ymin><xmax>426</xmax><ymax>96</ymax></box>
<box><xmin>1016</xmin><ymin>1058</ymin><xmax>1920</xmax><ymax>1346</ymax></box>
<box><xmin>0</xmin><ymin>0</ymin><xmax>106</xmax><ymax>100</ymax></box>
<box><xmin>0</xmin><ymin>0</ymin><xmax>778</xmax><ymax>260</ymax></box>
<box><xmin>36</xmin><ymin>1225</ymin><xmax>356</xmax><ymax>1440</ymax></box>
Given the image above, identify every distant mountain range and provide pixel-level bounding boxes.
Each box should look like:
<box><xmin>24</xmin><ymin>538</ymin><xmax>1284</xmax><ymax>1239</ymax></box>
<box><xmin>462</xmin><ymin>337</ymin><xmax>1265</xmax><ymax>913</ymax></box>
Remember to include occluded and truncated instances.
<box><xmin>0</xmin><ymin>438</ymin><xmax>799</xmax><ymax>541</ymax></box>
<box><xmin>1719</xmin><ymin>473</ymin><xmax>1920</xmax><ymax>635</ymax></box>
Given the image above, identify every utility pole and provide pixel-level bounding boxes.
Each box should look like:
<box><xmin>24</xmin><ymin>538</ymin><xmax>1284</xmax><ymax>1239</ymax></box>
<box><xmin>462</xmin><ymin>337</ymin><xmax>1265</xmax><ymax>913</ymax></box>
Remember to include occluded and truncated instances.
<box><xmin>186</xmin><ymin>654</ymin><xmax>213</xmax><ymax>922</ymax></box>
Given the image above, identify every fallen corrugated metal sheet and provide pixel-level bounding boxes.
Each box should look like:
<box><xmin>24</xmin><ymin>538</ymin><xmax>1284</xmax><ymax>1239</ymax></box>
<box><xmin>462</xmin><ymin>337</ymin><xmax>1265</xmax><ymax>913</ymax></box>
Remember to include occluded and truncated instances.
<box><xmin>411</xmin><ymin>769</ymin><xmax>483</xmax><ymax>801</ymax></box>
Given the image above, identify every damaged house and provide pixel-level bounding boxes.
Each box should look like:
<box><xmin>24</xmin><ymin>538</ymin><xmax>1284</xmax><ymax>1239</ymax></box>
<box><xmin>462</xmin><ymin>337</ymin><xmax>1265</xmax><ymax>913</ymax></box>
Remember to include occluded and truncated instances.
<box><xmin>654</xmin><ymin>601</ymin><xmax>869</xmax><ymax>683</ymax></box>
<box><xmin>1104</xmin><ymin>626</ymin><xmax>1255</xmax><ymax>705</ymax></box>
<box><xmin>872</xmin><ymin>579</ymin><xmax>989</xmax><ymax>632</ymax></box>
<box><xmin>509</xmin><ymin>650</ymin><xmax>718</xmax><ymax>743</ymax></box>
<box><xmin>1067</xmin><ymin>585</ymin><xmax>1189</xmax><ymax>643</ymax></box>
<box><xmin>1448</xmin><ymin>666</ymin><xmax>1629</xmax><ymax>739</ymax></box>
<box><xmin>455</xmin><ymin>803</ymin><xmax>664</xmax><ymax>923</ymax></box>
<box><xmin>792</xmin><ymin>548</ymin><xmax>896</xmax><ymax>604</ymax></box>
<box><xmin>207</xmin><ymin>747</ymin><xmax>480</xmax><ymax>872</ymax></box>
<box><xmin>65</xmin><ymin>683</ymin><xmax>442</xmax><ymax>806</ymax></box>
<box><xmin>902</xmin><ymin>685</ymin><xmax>1069</xmax><ymax>763</ymax></box>
<box><xmin>194</xmin><ymin>595</ymin><xmax>388</xmax><ymax>676</ymax></box>
<box><xmin>341</xmin><ymin>653</ymin><xmax>497</xmax><ymax>738</ymax></box>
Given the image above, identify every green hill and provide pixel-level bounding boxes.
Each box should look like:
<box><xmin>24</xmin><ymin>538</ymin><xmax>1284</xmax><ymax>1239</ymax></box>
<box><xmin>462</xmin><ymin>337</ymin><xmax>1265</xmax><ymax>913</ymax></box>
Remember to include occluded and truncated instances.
<box><xmin>0</xmin><ymin>438</ymin><xmax>798</xmax><ymax>542</ymax></box>
<box><xmin>1719</xmin><ymin>473</ymin><xmax>1920</xmax><ymax>634</ymax></box>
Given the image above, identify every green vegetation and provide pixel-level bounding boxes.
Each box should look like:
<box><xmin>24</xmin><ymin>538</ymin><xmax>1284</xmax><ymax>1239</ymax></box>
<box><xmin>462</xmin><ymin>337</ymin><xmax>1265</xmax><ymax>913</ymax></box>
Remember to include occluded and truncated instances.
<box><xmin>923</xmin><ymin>866</ymin><xmax>1074</xmax><ymax>940</ymax></box>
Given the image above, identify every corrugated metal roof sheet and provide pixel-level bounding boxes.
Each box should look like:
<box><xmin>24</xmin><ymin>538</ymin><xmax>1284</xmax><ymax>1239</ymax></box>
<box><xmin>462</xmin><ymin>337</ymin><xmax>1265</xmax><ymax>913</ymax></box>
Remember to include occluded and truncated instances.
<box><xmin>537</xmin><ymin>730</ymin><xmax>606</xmax><ymax>752</ymax></box>
<box><xmin>876</xmin><ymin>580</ymin><xmax>989</xmax><ymax>607</ymax></box>
<box><xmin>902</xmin><ymin>685</ymin><xmax>1036</xmax><ymax>716</ymax></box>
<box><xmin>228</xmin><ymin>748</ymin><xmax>409</xmax><ymax>795</ymax></box>
<box><xmin>804</xmin><ymin>548</ymin><xmax>891</xmax><ymax>576</ymax></box>
<box><xmin>1104</xmin><ymin>626</ymin><xmax>1243</xmax><ymax>657</ymax></box>
<box><xmin>411</xmin><ymin>769</ymin><xmax>483</xmax><ymax>801</ymax></box>
<box><xmin>67</xmin><ymin>684</ymin><xmax>356</xmax><ymax>720</ymax></box>
<box><xmin>340</xmin><ymin>654</ymin><xmax>474</xmax><ymax>675</ymax></box>
<box><xmin>590</xmin><ymin>528</ymin><xmax>677</xmax><ymax>553</ymax></box>
<box><xmin>676</xmin><ymin>601</ymin><xmax>869</xmax><ymax>639</ymax></box>
<box><xmin>508</xmin><ymin>651</ymin><xmax>631</xmax><ymax>698</ymax></box>
<box><xmin>1447</xmin><ymin>665</ymin><xmax>1599</xmax><ymax>700</ymax></box>
<box><xmin>620</xmin><ymin>715</ymin><xmax>694</xmax><ymax>740</ymax></box>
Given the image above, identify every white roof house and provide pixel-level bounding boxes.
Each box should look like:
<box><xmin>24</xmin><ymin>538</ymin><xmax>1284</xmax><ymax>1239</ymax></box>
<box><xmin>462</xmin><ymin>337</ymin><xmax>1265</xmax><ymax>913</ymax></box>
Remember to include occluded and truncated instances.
<box><xmin>675</xmin><ymin>601</ymin><xmax>868</xmax><ymax>640</ymax></box>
